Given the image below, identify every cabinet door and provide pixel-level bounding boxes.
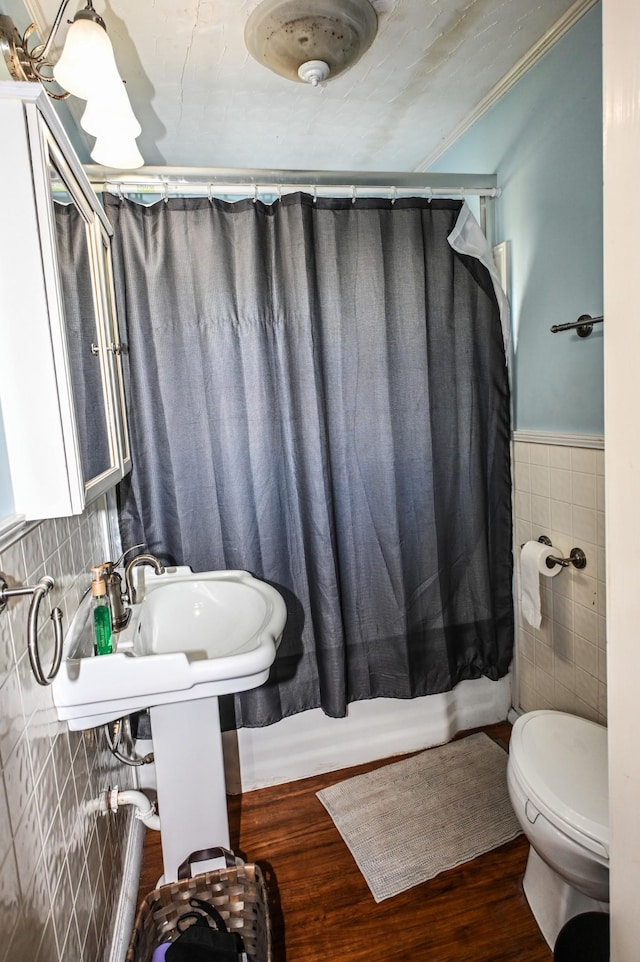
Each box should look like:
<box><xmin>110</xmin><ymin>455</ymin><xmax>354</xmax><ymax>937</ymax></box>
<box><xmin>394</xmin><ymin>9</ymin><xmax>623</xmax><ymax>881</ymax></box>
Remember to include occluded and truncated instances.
<box><xmin>33</xmin><ymin>114</ymin><xmax>125</xmax><ymax>503</ymax></box>
<box><xmin>0</xmin><ymin>87</ymin><xmax>130</xmax><ymax>521</ymax></box>
<box><xmin>0</xmin><ymin>94</ymin><xmax>82</xmax><ymax>519</ymax></box>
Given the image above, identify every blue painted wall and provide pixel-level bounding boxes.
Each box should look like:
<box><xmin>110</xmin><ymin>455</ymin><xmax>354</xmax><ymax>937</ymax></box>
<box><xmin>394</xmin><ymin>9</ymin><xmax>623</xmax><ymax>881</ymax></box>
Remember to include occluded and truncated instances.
<box><xmin>430</xmin><ymin>4</ymin><xmax>603</xmax><ymax>435</ymax></box>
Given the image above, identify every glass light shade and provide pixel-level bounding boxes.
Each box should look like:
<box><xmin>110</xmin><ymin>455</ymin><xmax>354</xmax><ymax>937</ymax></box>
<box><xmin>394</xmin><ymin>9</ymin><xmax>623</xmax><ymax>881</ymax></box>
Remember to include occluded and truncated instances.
<box><xmin>53</xmin><ymin>18</ymin><xmax>121</xmax><ymax>100</ymax></box>
<box><xmin>81</xmin><ymin>82</ymin><xmax>142</xmax><ymax>139</ymax></box>
<box><xmin>244</xmin><ymin>0</ymin><xmax>378</xmax><ymax>83</ymax></box>
<box><xmin>90</xmin><ymin>134</ymin><xmax>144</xmax><ymax>170</ymax></box>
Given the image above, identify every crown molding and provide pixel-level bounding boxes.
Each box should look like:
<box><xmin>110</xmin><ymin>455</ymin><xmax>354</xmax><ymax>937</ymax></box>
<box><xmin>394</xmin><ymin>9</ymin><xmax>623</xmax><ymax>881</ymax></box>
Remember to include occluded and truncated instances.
<box><xmin>416</xmin><ymin>0</ymin><xmax>599</xmax><ymax>172</ymax></box>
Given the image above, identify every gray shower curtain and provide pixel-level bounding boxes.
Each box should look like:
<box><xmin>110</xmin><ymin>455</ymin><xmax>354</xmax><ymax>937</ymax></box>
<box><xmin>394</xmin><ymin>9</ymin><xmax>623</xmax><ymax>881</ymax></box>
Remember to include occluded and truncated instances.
<box><xmin>106</xmin><ymin>193</ymin><xmax>513</xmax><ymax>727</ymax></box>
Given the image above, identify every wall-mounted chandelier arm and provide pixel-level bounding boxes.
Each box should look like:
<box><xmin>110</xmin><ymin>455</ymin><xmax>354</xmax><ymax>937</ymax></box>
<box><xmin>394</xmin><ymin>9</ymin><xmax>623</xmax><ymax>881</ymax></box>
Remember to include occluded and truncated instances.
<box><xmin>0</xmin><ymin>2</ymin><xmax>105</xmax><ymax>97</ymax></box>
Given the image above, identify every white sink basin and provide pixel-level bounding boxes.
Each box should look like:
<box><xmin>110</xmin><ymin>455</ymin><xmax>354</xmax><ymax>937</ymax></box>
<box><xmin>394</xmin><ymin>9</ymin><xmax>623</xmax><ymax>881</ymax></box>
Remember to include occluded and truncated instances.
<box><xmin>52</xmin><ymin>566</ymin><xmax>287</xmax><ymax>730</ymax></box>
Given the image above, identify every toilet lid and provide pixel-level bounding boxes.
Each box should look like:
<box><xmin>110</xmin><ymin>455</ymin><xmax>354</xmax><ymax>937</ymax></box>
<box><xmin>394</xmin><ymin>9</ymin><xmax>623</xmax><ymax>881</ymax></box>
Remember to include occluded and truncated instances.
<box><xmin>510</xmin><ymin>710</ymin><xmax>609</xmax><ymax>857</ymax></box>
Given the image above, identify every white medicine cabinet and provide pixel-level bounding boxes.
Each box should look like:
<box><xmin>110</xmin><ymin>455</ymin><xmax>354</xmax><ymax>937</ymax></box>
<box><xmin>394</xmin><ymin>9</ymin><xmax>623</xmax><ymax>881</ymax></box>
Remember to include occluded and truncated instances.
<box><xmin>0</xmin><ymin>83</ymin><xmax>130</xmax><ymax>520</ymax></box>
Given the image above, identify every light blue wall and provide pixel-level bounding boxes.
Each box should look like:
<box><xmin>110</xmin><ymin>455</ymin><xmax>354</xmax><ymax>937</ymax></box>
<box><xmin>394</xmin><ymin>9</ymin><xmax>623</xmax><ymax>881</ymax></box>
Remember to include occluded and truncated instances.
<box><xmin>0</xmin><ymin>0</ymin><xmax>29</xmax><ymax>28</ymax></box>
<box><xmin>431</xmin><ymin>4</ymin><xmax>603</xmax><ymax>435</ymax></box>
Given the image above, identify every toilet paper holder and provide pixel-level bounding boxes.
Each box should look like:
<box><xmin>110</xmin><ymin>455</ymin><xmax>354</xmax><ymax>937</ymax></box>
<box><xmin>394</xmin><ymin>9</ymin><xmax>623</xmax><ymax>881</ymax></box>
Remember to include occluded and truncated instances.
<box><xmin>521</xmin><ymin>536</ymin><xmax>587</xmax><ymax>570</ymax></box>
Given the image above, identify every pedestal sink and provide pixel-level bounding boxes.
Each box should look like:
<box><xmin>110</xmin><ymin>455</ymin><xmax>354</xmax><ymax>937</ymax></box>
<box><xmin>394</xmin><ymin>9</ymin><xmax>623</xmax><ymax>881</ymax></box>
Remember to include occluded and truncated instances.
<box><xmin>52</xmin><ymin>566</ymin><xmax>287</xmax><ymax>881</ymax></box>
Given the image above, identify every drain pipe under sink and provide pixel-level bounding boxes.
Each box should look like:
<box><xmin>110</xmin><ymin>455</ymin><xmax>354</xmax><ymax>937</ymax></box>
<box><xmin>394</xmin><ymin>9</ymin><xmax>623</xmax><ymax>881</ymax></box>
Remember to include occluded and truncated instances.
<box><xmin>104</xmin><ymin>787</ymin><xmax>161</xmax><ymax>831</ymax></box>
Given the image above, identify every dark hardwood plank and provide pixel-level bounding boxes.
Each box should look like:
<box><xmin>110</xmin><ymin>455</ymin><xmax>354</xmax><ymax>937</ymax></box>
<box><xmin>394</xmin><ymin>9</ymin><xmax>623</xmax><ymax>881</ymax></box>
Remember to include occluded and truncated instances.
<box><xmin>137</xmin><ymin>722</ymin><xmax>552</xmax><ymax>962</ymax></box>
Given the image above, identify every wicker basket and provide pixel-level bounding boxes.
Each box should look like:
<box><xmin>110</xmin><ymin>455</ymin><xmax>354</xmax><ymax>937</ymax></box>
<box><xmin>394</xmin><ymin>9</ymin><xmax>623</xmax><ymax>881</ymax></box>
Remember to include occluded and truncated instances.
<box><xmin>126</xmin><ymin>849</ymin><xmax>271</xmax><ymax>962</ymax></box>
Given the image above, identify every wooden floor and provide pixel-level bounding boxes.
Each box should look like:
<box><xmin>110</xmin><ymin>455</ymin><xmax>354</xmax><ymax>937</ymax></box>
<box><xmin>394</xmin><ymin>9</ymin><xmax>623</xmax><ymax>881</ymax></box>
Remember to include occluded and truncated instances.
<box><xmin>137</xmin><ymin>722</ymin><xmax>552</xmax><ymax>962</ymax></box>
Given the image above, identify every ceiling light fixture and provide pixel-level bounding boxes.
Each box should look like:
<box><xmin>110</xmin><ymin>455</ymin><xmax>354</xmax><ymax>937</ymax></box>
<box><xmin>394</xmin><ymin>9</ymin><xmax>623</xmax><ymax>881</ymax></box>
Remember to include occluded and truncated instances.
<box><xmin>244</xmin><ymin>0</ymin><xmax>378</xmax><ymax>87</ymax></box>
<box><xmin>0</xmin><ymin>1</ymin><xmax>143</xmax><ymax>169</ymax></box>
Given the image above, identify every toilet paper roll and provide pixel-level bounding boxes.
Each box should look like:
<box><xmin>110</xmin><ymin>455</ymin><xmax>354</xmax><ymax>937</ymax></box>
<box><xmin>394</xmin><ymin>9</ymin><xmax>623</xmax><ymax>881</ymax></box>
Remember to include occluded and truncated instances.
<box><xmin>520</xmin><ymin>540</ymin><xmax>562</xmax><ymax>629</ymax></box>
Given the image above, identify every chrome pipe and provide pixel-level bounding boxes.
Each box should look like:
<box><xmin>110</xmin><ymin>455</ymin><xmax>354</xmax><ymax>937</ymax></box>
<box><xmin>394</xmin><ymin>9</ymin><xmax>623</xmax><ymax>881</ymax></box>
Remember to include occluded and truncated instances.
<box><xmin>85</xmin><ymin>165</ymin><xmax>499</xmax><ymax>192</ymax></box>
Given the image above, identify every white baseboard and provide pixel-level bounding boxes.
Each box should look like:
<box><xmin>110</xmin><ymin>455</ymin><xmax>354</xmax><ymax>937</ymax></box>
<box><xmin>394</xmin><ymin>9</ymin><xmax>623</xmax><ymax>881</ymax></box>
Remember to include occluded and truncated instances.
<box><xmin>223</xmin><ymin>674</ymin><xmax>513</xmax><ymax>793</ymax></box>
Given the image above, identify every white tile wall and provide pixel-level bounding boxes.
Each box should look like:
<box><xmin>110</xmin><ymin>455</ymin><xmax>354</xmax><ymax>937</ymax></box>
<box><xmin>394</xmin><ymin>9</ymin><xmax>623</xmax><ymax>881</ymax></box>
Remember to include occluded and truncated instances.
<box><xmin>0</xmin><ymin>500</ymin><xmax>136</xmax><ymax>961</ymax></box>
<box><xmin>513</xmin><ymin>439</ymin><xmax>607</xmax><ymax>724</ymax></box>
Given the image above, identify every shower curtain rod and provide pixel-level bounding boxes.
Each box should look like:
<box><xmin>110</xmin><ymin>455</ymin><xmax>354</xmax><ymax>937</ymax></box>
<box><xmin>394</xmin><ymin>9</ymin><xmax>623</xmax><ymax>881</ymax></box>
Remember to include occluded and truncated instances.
<box><xmin>84</xmin><ymin>165</ymin><xmax>500</xmax><ymax>200</ymax></box>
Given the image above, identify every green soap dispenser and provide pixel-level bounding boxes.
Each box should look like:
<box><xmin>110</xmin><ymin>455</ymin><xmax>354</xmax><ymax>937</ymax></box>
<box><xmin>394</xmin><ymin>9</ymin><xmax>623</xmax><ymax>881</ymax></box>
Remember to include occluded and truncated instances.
<box><xmin>90</xmin><ymin>564</ymin><xmax>113</xmax><ymax>655</ymax></box>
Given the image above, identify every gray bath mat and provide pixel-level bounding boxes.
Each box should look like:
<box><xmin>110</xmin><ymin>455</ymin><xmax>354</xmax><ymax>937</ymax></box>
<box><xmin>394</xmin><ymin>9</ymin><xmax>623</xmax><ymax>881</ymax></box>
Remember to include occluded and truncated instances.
<box><xmin>316</xmin><ymin>732</ymin><xmax>521</xmax><ymax>902</ymax></box>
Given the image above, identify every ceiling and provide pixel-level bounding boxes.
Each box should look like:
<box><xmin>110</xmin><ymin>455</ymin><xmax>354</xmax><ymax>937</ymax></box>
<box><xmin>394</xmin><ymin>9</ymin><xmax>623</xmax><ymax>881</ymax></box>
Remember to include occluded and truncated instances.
<box><xmin>25</xmin><ymin>0</ymin><xmax>587</xmax><ymax>172</ymax></box>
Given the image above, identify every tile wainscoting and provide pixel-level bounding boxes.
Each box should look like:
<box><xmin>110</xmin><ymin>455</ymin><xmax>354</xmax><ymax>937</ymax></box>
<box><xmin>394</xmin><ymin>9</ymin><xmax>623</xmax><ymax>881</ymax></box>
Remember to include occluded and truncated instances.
<box><xmin>0</xmin><ymin>499</ymin><xmax>136</xmax><ymax>962</ymax></box>
<box><xmin>512</xmin><ymin>434</ymin><xmax>606</xmax><ymax>724</ymax></box>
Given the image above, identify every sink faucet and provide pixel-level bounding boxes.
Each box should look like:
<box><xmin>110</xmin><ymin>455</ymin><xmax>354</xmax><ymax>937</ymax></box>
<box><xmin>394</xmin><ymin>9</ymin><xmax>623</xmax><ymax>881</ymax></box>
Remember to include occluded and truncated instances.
<box><xmin>125</xmin><ymin>553</ymin><xmax>165</xmax><ymax>604</ymax></box>
<box><xmin>100</xmin><ymin>544</ymin><xmax>144</xmax><ymax>632</ymax></box>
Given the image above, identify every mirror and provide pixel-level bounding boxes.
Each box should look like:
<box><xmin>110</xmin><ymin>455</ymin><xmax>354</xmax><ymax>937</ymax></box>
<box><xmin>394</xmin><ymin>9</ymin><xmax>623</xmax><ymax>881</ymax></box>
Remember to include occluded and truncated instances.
<box><xmin>50</xmin><ymin>166</ymin><xmax>114</xmax><ymax>484</ymax></box>
<box><xmin>97</xmin><ymin>226</ymin><xmax>131</xmax><ymax>472</ymax></box>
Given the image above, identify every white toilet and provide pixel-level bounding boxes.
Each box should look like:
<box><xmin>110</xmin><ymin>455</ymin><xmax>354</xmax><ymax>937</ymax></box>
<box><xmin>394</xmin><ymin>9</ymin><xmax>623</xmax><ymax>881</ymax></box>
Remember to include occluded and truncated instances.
<box><xmin>507</xmin><ymin>709</ymin><xmax>609</xmax><ymax>949</ymax></box>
